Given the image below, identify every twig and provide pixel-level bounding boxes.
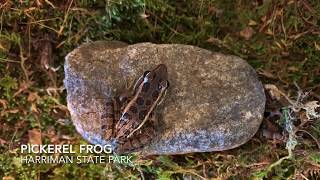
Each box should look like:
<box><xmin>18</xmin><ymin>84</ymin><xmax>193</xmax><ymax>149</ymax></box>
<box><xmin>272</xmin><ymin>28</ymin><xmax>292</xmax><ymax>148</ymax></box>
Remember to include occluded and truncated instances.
<box><xmin>0</xmin><ymin>57</ymin><xmax>20</xmax><ymax>63</ymax></box>
<box><xmin>8</xmin><ymin>129</ymin><xmax>18</xmax><ymax>152</ymax></box>
<box><xmin>19</xmin><ymin>44</ymin><xmax>29</xmax><ymax>81</ymax></box>
<box><xmin>245</xmin><ymin>162</ymin><xmax>270</xmax><ymax>168</ymax></box>
<box><xmin>310</xmin><ymin>92</ymin><xmax>320</xmax><ymax>100</ymax></box>
<box><xmin>298</xmin><ymin>172</ymin><xmax>309</xmax><ymax>180</ymax></box>
<box><xmin>177</xmin><ymin>169</ymin><xmax>206</xmax><ymax>180</ymax></box>
<box><xmin>137</xmin><ymin>167</ymin><xmax>145</xmax><ymax>180</ymax></box>
<box><xmin>296</xmin><ymin>129</ymin><xmax>320</xmax><ymax>149</ymax></box>
<box><xmin>58</xmin><ymin>0</ymin><xmax>74</xmax><ymax>37</ymax></box>
<box><xmin>266</xmin><ymin>154</ymin><xmax>292</xmax><ymax>173</ymax></box>
<box><xmin>296</xmin><ymin>0</ymin><xmax>319</xmax><ymax>28</ymax></box>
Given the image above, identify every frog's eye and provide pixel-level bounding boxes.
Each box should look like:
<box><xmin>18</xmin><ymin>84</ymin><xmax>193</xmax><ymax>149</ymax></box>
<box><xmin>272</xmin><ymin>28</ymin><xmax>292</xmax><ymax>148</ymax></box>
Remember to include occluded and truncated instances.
<box><xmin>120</xmin><ymin>112</ymin><xmax>130</xmax><ymax>122</ymax></box>
<box><xmin>119</xmin><ymin>96</ymin><xmax>128</xmax><ymax>103</ymax></box>
<box><xmin>165</xmin><ymin>80</ymin><xmax>170</xmax><ymax>89</ymax></box>
<box><xmin>158</xmin><ymin>80</ymin><xmax>169</xmax><ymax>90</ymax></box>
<box><xmin>143</xmin><ymin>71</ymin><xmax>151</xmax><ymax>78</ymax></box>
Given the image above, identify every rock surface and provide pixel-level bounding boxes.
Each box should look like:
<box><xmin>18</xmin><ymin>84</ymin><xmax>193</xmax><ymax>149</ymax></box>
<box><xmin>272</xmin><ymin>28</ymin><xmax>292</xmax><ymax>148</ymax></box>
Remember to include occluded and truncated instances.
<box><xmin>64</xmin><ymin>41</ymin><xmax>266</xmax><ymax>155</ymax></box>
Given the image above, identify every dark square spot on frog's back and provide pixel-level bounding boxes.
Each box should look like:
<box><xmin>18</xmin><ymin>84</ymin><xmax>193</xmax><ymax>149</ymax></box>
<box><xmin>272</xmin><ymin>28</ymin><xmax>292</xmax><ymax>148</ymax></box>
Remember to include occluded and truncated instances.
<box><xmin>152</xmin><ymin>91</ymin><xmax>159</xmax><ymax>101</ymax></box>
<box><xmin>136</xmin><ymin>97</ymin><xmax>144</xmax><ymax>105</ymax></box>
<box><xmin>106</xmin><ymin>113</ymin><xmax>114</xmax><ymax>118</ymax></box>
<box><xmin>139</xmin><ymin>135</ymin><xmax>149</xmax><ymax>144</ymax></box>
<box><xmin>106</xmin><ymin>101</ymin><xmax>113</xmax><ymax>106</ymax></box>
<box><xmin>139</xmin><ymin>110</ymin><xmax>147</xmax><ymax>120</ymax></box>
<box><xmin>124</xmin><ymin>130</ymin><xmax>130</xmax><ymax>136</ymax></box>
<box><xmin>145</xmin><ymin>99</ymin><xmax>152</xmax><ymax>106</ymax></box>
<box><xmin>129</xmin><ymin>106</ymin><xmax>138</xmax><ymax>113</ymax></box>
<box><xmin>131</xmin><ymin>139</ymin><xmax>139</xmax><ymax>147</ymax></box>
<box><xmin>101</xmin><ymin>113</ymin><xmax>114</xmax><ymax>119</ymax></box>
<box><xmin>152</xmin><ymin>73</ymin><xmax>157</xmax><ymax>79</ymax></box>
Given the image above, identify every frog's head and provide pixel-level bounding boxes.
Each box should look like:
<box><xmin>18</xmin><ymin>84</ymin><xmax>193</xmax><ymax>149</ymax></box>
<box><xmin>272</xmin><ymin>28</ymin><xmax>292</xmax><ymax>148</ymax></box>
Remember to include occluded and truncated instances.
<box><xmin>141</xmin><ymin>64</ymin><xmax>169</xmax><ymax>94</ymax></box>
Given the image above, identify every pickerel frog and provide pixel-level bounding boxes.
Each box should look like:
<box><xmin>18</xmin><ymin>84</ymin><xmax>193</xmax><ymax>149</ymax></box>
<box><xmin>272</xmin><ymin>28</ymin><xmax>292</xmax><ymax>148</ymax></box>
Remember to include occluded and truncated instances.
<box><xmin>102</xmin><ymin>64</ymin><xmax>169</xmax><ymax>152</ymax></box>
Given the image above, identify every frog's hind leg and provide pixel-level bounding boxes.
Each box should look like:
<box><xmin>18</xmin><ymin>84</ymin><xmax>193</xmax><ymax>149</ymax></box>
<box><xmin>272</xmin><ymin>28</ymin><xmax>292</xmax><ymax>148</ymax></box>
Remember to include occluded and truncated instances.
<box><xmin>116</xmin><ymin>114</ymin><xmax>158</xmax><ymax>153</ymax></box>
<box><xmin>102</xmin><ymin>98</ymin><xmax>120</xmax><ymax>139</ymax></box>
<box><xmin>116</xmin><ymin>123</ymin><xmax>156</xmax><ymax>153</ymax></box>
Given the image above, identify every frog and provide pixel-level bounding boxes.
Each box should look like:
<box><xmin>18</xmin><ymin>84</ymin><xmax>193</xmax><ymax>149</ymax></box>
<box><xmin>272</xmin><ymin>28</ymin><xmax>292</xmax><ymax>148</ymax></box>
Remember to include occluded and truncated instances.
<box><xmin>101</xmin><ymin>64</ymin><xmax>169</xmax><ymax>152</ymax></box>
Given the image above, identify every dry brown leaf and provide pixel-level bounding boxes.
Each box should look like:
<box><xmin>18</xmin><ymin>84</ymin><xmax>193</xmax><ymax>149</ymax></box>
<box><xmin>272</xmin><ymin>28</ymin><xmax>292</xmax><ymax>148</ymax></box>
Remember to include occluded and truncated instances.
<box><xmin>239</xmin><ymin>27</ymin><xmax>255</xmax><ymax>40</ymax></box>
<box><xmin>28</xmin><ymin>129</ymin><xmax>42</xmax><ymax>153</ymax></box>
<box><xmin>264</xmin><ymin>84</ymin><xmax>283</xmax><ymax>100</ymax></box>
<box><xmin>35</xmin><ymin>0</ymin><xmax>42</xmax><ymax>7</ymax></box>
<box><xmin>248</xmin><ymin>20</ymin><xmax>258</xmax><ymax>26</ymax></box>
<box><xmin>281</xmin><ymin>51</ymin><xmax>290</xmax><ymax>56</ymax></box>
<box><xmin>257</xmin><ymin>69</ymin><xmax>276</xmax><ymax>79</ymax></box>
<box><xmin>44</xmin><ymin>127</ymin><xmax>60</xmax><ymax>144</ymax></box>
<box><xmin>0</xmin><ymin>99</ymin><xmax>8</xmax><ymax>109</ymax></box>
<box><xmin>265</xmin><ymin>28</ymin><xmax>273</xmax><ymax>36</ymax></box>
<box><xmin>31</xmin><ymin>103</ymin><xmax>39</xmax><ymax>113</ymax></box>
<box><xmin>3</xmin><ymin>176</ymin><xmax>15</xmax><ymax>180</ymax></box>
<box><xmin>288</xmin><ymin>66</ymin><xmax>300</xmax><ymax>72</ymax></box>
<box><xmin>315</xmin><ymin>42</ymin><xmax>320</xmax><ymax>51</ymax></box>
<box><xmin>8</xmin><ymin>109</ymin><xmax>19</xmax><ymax>114</ymax></box>
<box><xmin>206</xmin><ymin>36</ymin><xmax>224</xmax><ymax>47</ymax></box>
<box><xmin>57</xmin><ymin>119</ymin><xmax>72</xmax><ymax>126</ymax></box>
<box><xmin>275</xmin><ymin>41</ymin><xmax>283</xmax><ymax>49</ymax></box>
<box><xmin>13</xmin><ymin>80</ymin><xmax>34</xmax><ymax>97</ymax></box>
<box><xmin>140</xmin><ymin>12</ymin><xmax>149</xmax><ymax>19</ymax></box>
<box><xmin>28</xmin><ymin>129</ymin><xmax>42</xmax><ymax>145</ymax></box>
<box><xmin>61</xmin><ymin>135</ymin><xmax>74</xmax><ymax>140</ymax></box>
<box><xmin>0</xmin><ymin>138</ymin><xmax>7</xmax><ymax>145</ymax></box>
<box><xmin>46</xmin><ymin>87</ymin><xmax>64</xmax><ymax>96</ymax></box>
<box><xmin>27</xmin><ymin>92</ymin><xmax>40</xmax><ymax>102</ymax></box>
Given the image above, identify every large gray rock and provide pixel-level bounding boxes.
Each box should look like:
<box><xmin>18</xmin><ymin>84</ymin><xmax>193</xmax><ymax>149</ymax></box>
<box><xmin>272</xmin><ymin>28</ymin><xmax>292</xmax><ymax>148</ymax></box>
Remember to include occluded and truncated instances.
<box><xmin>64</xmin><ymin>41</ymin><xmax>265</xmax><ymax>155</ymax></box>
